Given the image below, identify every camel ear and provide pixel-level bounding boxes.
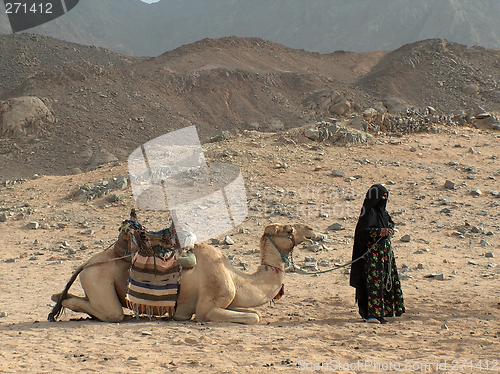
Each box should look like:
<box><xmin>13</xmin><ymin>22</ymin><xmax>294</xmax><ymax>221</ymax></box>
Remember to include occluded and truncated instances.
<box><xmin>264</xmin><ymin>224</ymin><xmax>280</xmax><ymax>236</ymax></box>
<box><xmin>283</xmin><ymin>225</ymin><xmax>294</xmax><ymax>234</ymax></box>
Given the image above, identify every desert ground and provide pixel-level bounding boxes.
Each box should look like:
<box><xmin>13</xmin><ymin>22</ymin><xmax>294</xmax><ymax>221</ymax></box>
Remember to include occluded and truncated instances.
<box><xmin>0</xmin><ymin>126</ymin><xmax>498</xmax><ymax>373</ymax></box>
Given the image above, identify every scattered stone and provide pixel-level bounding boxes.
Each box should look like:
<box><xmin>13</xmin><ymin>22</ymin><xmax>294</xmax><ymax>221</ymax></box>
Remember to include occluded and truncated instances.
<box><xmin>328</xmin><ymin>223</ymin><xmax>345</xmax><ymax>231</ymax></box>
<box><xmin>304</xmin><ymin>127</ymin><xmax>320</xmax><ymax>141</ymax></box>
<box><xmin>387</xmin><ymin>180</ymin><xmax>396</xmax><ymax>185</ymax></box>
<box><xmin>399</xmin><ymin>274</ymin><xmax>412</xmax><ymax>281</ymax></box>
<box><xmin>319</xmin><ymin>212</ymin><xmax>329</xmax><ymax>218</ymax></box>
<box><xmin>470</xmin><ymin>188</ymin><xmax>482</xmax><ymax>197</ymax></box>
<box><xmin>468</xmin><ymin>260</ymin><xmax>479</xmax><ymax>266</ymax></box>
<box><xmin>0</xmin><ymin>312</ymin><xmax>7</xmax><ymax>318</ymax></box>
<box><xmin>485</xmin><ymin>252</ymin><xmax>494</xmax><ymax>258</ymax></box>
<box><xmin>0</xmin><ymin>212</ymin><xmax>7</xmax><ymax>222</ymax></box>
<box><xmin>480</xmin><ymin>240</ymin><xmax>489</xmax><ymax>247</ymax></box>
<box><xmin>331</xmin><ymin>170</ymin><xmax>345</xmax><ymax>178</ymax></box>
<box><xmin>444</xmin><ymin>180</ymin><xmax>456</xmax><ymax>190</ymax></box>
<box><xmin>400</xmin><ymin>234</ymin><xmax>411</xmax><ymax>243</ymax></box>
<box><xmin>81</xmin><ymin>229</ymin><xmax>95</xmax><ymax>236</ymax></box>
<box><xmin>141</xmin><ymin>331</ymin><xmax>153</xmax><ymax>336</ymax></box>
<box><xmin>224</xmin><ymin>236</ymin><xmax>235</xmax><ymax>245</ymax></box>
<box><xmin>4</xmin><ymin>258</ymin><xmax>16</xmax><ymax>263</ymax></box>
<box><xmin>303</xmin><ymin>257</ymin><xmax>319</xmax><ymax>271</ymax></box>
<box><xmin>414</xmin><ymin>248</ymin><xmax>430</xmax><ymax>254</ymax></box>
<box><xmin>27</xmin><ymin>221</ymin><xmax>39</xmax><ymax>230</ymax></box>
<box><xmin>318</xmin><ymin>259</ymin><xmax>331</xmax><ymax>267</ymax></box>
<box><xmin>442</xmin><ymin>323</ymin><xmax>449</xmax><ymax>330</ymax></box>
<box><xmin>425</xmin><ymin>273</ymin><xmax>445</xmax><ymax>281</ymax></box>
<box><xmin>416</xmin><ymin>263</ymin><xmax>424</xmax><ymax>270</ymax></box>
<box><xmin>112</xmin><ymin>176</ymin><xmax>128</xmax><ymax>190</ymax></box>
<box><xmin>468</xmin><ymin>147</ymin><xmax>481</xmax><ymax>154</ymax></box>
<box><xmin>470</xmin><ymin>226</ymin><xmax>482</xmax><ymax>234</ymax></box>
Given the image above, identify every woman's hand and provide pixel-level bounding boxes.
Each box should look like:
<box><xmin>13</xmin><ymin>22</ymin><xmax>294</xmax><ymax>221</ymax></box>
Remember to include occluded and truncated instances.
<box><xmin>380</xmin><ymin>228</ymin><xmax>393</xmax><ymax>237</ymax></box>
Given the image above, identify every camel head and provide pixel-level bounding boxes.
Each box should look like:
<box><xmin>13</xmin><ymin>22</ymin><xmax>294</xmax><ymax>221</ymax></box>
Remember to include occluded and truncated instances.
<box><xmin>261</xmin><ymin>223</ymin><xmax>319</xmax><ymax>261</ymax></box>
<box><xmin>289</xmin><ymin>223</ymin><xmax>320</xmax><ymax>244</ymax></box>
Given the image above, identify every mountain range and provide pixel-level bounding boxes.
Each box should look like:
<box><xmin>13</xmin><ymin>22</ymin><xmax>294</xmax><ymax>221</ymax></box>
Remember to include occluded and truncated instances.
<box><xmin>1</xmin><ymin>0</ymin><xmax>499</xmax><ymax>56</ymax></box>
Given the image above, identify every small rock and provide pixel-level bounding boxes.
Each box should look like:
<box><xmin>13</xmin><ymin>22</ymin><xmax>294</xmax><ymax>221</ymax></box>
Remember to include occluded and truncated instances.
<box><xmin>387</xmin><ymin>180</ymin><xmax>396</xmax><ymax>185</ymax></box>
<box><xmin>400</xmin><ymin>234</ymin><xmax>411</xmax><ymax>243</ymax></box>
<box><xmin>0</xmin><ymin>212</ymin><xmax>7</xmax><ymax>222</ymax></box>
<box><xmin>468</xmin><ymin>147</ymin><xmax>480</xmax><ymax>154</ymax></box>
<box><xmin>468</xmin><ymin>260</ymin><xmax>479</xmax><ymax>266</ymax></box>
<box><xmin>224</xmin><ymin>236</ymin><xmax>235</xmax><ymax>245</ymax></box>
<box><xmin>304</xmin><ymin>128</ymin><xmax>320</xmax><ymax>141</ymax></box>
<box><xmin>470</xmin><ymin>189</ymin><xmax>482</xmax><ymax>197</ymax></box>
<box><xmin>399</xmin><ymin>274</ymin><xmax>412</xmax><ymax>281</ymax></box>
<box><xmin>444</xmin><ymin>180</ymin><xmax>456</xmax><ymax>190</ymax></box>
<box><xmin>328</xmin><ymin>223</ymin><xmax>345</xmax><ymax>231</ymax></box>
<box><xmin>0</xmin><ymin>312</ymin><xmax>7</xmax><ymax>318</ymax></box>
<box><xmin>113</xmin><ymin>176</ymin><xmax>128</xmax><ymax>190</ymax></box>
<box><xmin>141</xmin><ymin>331</ymin><xmax>152</xmax><ymax>336</ymax></box>
<box><xmin>442</xmin><ymin>323</ymin><xmax>449</xmax><ymax>330</ymax></box>
<box><xmin>480</xmin><ymin>240</ymin><xmax>489</xmax><ymax>247</ymax></box>
<box><xmin>319</xmin><ymin>212</ymin><xmax>329</xmax><ymax>218</ymax></box>
<box><xmin>416</xmin><ymin>263</ymin><xmax>424</xmax><ymax>270</ymax></box>
<box><xmin>484</xmin><ymin>252</ymin><xmax>494</xmax><ymax>258</ymax></box>
<box><xmin>318</xmin><ymin>259</ymin><xmax>331</xmax><ymax>267</ymax></box>
<box><xmin>27</xmin><ymin>222</ymin><xmax>40</xmax><ymax>230</ymax></box>
<box><xmin>425</xmin><ymin>273</ymin><xmax>445</xmax><ymax>281</ymax></box>
<box><xmin>331</xmin><ymin>170</ymin><xmax>345</xmax><ymax>178</ymax></box>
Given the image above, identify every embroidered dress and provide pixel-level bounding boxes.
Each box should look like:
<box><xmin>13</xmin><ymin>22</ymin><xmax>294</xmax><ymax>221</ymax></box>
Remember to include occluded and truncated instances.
<box><xmin>364</xmin><ymin>229</ymin><xmax>405</xmax><ymax>318</ymax></box>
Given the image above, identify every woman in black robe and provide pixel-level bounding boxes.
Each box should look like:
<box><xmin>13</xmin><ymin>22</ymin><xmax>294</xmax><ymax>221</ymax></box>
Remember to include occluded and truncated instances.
<box><xmin>350</xmin><ymin>184</ymin><xmax>405</xmax><ymax>324</ymax></box>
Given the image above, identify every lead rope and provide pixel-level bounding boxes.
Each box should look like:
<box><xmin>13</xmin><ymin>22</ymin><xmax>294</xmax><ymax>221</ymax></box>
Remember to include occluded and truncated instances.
<box><xmin>385</xmin><ymin>240</ymin><xmax>394</xmax><ymax>291</ymax></box>
<box><xmin>291</xmin><ymin>237</ymin><xmax>384</xmax><ymax>276</ymax></box>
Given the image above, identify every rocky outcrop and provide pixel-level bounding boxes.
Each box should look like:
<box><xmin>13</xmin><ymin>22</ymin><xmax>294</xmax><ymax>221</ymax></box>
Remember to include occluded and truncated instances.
<box><xmin>0</xmin><ymin>96</ymin><xmax>54</xmax><ymax>138</ymax></box>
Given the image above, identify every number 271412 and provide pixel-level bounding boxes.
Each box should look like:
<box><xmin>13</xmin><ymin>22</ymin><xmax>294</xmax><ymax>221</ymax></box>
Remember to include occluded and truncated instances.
<box><xmin>5</xmin><ymin>2</ymin><xmax>53</xmax><ymax>14</ymax></box>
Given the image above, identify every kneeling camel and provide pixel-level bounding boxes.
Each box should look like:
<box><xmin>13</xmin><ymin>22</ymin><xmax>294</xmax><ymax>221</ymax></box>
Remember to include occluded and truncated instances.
<box><xmin>50</xmin><ymin>214</ymin><xmax>318</xmax><ymax>324</ymax></box>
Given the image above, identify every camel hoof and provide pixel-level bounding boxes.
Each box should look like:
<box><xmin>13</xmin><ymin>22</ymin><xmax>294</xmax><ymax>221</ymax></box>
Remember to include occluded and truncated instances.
<box><xmin>47</xmin><ymin>313</ymin><xmax>57</xmax><ymax>322</ymax></box>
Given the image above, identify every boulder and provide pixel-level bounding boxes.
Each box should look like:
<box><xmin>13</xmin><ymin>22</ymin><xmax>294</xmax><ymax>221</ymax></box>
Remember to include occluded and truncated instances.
<box><xmin>88</xmin><ymin>148</ymin><xmax>118</xmax><ymax>169</ymax></box>
<box><xmin>0</xmin><ymin>96</ymin><xmax>55</xmax><ymax>137</ymax></box>
<box><xmin>383</xmin><ymin>97</ymin><xmax>409</xmax><ymax>113</ymax></box>
<box><xmin>329</xmin><ymin>99</ymin><xmax>351</xmax><ymax>116</ymax></box>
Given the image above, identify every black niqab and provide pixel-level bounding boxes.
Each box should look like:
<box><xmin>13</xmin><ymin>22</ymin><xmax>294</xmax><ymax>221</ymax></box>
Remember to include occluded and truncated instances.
<box><xmin>349</xmin><ymin>184</ymin><xmax>394</xmax><ymax>288</ymax></box>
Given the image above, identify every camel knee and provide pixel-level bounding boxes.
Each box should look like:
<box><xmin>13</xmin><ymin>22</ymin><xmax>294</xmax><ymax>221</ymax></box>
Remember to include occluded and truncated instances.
<box><xmin>51</xmin><ymin>293</ymin><xmax>62</xmax><ymax>303</ymax></box>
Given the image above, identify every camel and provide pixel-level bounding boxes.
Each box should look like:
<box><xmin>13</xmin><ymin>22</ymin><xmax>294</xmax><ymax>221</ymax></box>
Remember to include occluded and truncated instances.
<box><xmin>49</xmin><ymin>211</ymin><xmax>318</xmax><ymax>324</ymax></box>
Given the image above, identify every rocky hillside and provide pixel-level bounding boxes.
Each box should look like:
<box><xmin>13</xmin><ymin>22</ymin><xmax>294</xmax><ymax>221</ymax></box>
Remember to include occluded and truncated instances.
<box><xmin>0</xmin><ymin>34</ymin><xmax>499</xmax><ymax>181</ymax></box>
<box><xmin>1</xmin><ymin>0</ymin><xmax>499</xmax><ymax>56</ymax></box>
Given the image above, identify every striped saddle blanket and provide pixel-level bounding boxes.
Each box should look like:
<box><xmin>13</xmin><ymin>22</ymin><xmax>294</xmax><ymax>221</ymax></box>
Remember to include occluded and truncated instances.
<box><xmin>125</xmin><ymin>253</ymin><xmax>181</xmax><ymax>318</ymax></box>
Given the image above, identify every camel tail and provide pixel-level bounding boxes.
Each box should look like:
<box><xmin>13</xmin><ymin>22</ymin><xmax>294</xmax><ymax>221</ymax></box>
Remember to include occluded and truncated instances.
<box><xmin>47</xmin><ymin>261</ymin><xmax>88</xmax><ymax>322</ymax></box>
